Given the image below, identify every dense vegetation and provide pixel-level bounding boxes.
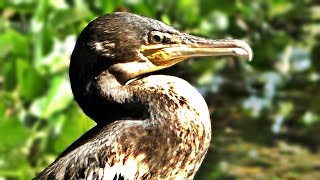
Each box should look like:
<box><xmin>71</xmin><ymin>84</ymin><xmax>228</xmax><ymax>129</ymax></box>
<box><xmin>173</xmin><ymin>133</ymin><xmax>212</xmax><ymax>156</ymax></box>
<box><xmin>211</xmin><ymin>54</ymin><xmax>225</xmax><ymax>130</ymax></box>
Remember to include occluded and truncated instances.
<box><xmin>1</xmin><ymin>0</ymin><xmax>319</xmax><ymax>179</ymax></box>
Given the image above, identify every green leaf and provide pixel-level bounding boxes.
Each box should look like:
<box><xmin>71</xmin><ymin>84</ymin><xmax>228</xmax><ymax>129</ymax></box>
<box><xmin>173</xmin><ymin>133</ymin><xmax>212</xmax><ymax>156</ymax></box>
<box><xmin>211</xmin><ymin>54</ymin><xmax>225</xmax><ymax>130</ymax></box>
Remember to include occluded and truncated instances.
<box><xmin>0</xmin><ymin>150</ymin><xmax>32</xmax><ymax>179</ymax></box>
<box><xmin>175</xmin><ymin>0</ymin><xmax>199</xmax><ymax>25</ymax></box>
<box><xmin>16</xmin><ymin>58</ymin><xmax>46</xmax><ymax>101</ymax></box>
<box><xmin>0</xmin><ymin>119</ymin><xmax>30</xmax><ymax>153</ymax></box>
<box><xmin>35</xmin><ymin>36</ymin><xmax>75</xmax><ymax>74</ymax></box>
<box><xmin>102</xmin><ymin>0</ymin><xmax>124</xmax><ymax>13</ymax></box>
<box><xmin>2</xmin><ymin>58</ymin><xmax>17</xmax><ymax>91</ymax></box>
<box><xmin>52</xmin><ymin>107</ymin><xmax>94</xmax><ymax>154</ymax></box>
<box><xmin>0</xmin><ymin>28</ymin><xmax>30</xmax><ymax>90</ymax></box>
<box><xmin>0</xmin><ymin>28</ymin><xmax>29</xmax><ymax>60</ymax></box>
<box><xmin>50</xmin><ymin>8</ymin><xmax>91</xmax><ymax>33</ymax></box>
<box><xmin>29</xmin><ymin>76</ymin><xmax>73</xmax><ymax>119</ymax></box>
<box><xmin>0</xmin><ymin>103</ymin><xmax>5</xmax><ymax>118</ymax></box>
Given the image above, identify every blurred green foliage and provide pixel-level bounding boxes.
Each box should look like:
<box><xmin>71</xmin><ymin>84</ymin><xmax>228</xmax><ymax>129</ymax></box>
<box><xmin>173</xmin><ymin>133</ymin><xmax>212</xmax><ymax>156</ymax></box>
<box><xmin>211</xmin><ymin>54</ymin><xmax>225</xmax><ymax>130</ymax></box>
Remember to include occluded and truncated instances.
<box><xmin>1</xmin><ymin>0</ymin><xmax>320</xmax><ymax>179</ymax></box>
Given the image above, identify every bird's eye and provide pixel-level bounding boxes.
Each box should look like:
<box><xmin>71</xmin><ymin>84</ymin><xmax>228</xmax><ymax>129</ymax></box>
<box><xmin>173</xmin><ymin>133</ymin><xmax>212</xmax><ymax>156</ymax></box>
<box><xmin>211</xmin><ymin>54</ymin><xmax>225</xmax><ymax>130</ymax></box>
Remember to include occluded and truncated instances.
<box><xmin>150</xmin><ymin>32</ymin><xmax>164</xmax><ymax>44</ymax></box>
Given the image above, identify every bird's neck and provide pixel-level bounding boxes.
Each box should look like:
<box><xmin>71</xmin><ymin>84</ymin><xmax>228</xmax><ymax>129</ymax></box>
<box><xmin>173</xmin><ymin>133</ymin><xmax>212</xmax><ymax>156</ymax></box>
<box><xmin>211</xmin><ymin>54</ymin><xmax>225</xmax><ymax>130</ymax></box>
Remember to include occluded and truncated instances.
<box><xmin>96</xmin><ymin>71</ymin><xmax>211</xmax><ymax>128</ymax></box>
<box><xmin>93</xmin><ymin>71</ymin><xmax>212</xmax><ymax>178</ymax></box>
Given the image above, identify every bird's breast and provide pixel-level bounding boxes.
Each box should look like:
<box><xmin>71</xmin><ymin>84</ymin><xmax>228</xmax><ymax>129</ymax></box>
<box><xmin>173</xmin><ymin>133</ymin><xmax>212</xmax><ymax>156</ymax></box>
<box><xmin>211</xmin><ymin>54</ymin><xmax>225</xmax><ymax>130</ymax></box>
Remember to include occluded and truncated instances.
<box><xmin>128</xmin><ymin>75</ymin><xmax>212</xmax><ymax>178</ymax></box>
<box><xmin>137</xmin><ymin>75</ymin><xmax>211</xmax><ymax>129</ymax></box>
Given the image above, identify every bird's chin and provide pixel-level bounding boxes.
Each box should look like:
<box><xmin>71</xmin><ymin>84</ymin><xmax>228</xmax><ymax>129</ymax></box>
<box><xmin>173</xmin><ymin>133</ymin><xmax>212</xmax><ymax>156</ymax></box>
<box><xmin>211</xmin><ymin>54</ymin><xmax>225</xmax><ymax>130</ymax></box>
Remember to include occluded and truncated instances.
<box><xmin>108</xmin><ymin>61</ymin><xmax>164</xmax><ymax>85</ymax></box>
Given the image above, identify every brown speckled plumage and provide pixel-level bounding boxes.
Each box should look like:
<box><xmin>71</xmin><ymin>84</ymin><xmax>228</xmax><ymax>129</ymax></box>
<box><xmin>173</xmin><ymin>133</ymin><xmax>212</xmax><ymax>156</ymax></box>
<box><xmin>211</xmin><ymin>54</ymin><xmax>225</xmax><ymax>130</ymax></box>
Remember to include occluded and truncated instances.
<box><xmin>36</xmin><ymin>73</ymin><xmax>211</xmax><ymax>180</ymax></box>
<box><xmin>34</xmin><ymin>12</ymin><xmax>252</xmax><ymax>180</ymax></box>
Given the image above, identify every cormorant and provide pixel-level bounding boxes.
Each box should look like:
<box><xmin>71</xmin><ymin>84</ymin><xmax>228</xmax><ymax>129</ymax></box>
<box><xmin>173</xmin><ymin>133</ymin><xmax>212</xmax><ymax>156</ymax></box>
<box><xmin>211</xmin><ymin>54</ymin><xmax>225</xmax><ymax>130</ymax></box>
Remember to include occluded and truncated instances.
<box><xmin>34</xmin><ymin>12</ymin><xmax>252</xmax><ymax>180</ymax></box>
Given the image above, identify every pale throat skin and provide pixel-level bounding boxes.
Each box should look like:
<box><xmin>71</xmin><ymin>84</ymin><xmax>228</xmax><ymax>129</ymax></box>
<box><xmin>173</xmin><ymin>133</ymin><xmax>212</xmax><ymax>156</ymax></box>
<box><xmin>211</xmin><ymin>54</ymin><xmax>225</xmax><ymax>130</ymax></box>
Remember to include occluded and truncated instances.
<box><xmin>34</xmin><ymin>12</ymin><xmax>252</xmax><ymax>180</ymax></box>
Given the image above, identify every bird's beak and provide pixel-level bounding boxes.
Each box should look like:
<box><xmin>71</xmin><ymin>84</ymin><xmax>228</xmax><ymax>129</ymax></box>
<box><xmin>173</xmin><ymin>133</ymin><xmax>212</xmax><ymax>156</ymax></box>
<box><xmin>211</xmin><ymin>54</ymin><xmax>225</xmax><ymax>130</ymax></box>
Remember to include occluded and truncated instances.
<box><xmin>140</xmin><ymin>34</ymin><xmax>253</xmax><ymax>67</ymax></box>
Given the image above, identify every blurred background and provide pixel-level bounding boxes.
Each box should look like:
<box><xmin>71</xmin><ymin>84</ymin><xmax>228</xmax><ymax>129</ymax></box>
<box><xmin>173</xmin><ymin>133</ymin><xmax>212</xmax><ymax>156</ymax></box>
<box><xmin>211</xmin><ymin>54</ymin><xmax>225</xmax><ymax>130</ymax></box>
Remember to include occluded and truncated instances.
<box><xmin>1</xmin><ymin>0</ymin><xmax>320</xmax><ymax>179</ymax></box>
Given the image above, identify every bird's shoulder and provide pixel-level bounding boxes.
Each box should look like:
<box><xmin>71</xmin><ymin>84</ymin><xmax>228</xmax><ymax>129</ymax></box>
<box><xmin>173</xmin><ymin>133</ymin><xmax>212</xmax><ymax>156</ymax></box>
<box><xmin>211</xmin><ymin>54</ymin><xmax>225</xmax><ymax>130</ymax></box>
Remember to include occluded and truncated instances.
<box><xmin>34</xmin><ymin>120</ymin><xmax>145</xmax><ymax>180</ymax></box>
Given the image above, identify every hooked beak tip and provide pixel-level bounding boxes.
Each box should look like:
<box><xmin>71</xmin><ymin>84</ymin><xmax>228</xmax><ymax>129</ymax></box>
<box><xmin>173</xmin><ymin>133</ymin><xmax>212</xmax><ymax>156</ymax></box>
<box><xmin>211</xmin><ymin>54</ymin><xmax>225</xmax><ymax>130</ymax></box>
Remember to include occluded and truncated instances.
<box><xmin>228</xmin><ymin>39</ymin><xmax>253</xmax><ymax>61</ymax></box>
<box><xmin>241</xmin><ymin>41</ymin><xmax>253</xmax><ymax>61</ymax></box>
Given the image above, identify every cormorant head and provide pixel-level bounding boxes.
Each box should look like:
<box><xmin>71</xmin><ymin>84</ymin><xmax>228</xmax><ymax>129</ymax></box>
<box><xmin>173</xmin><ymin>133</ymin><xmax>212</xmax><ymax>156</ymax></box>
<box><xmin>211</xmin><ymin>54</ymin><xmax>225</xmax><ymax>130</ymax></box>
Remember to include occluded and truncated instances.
<box><xmin>70</xmin><ymin>12</ymin><xmax>252</xmax><ymax>85</ymax></box>
<box><xmin>70</xmin><ymin>12</ymin><xmax>252</xmax><ymax>121</ymax></box>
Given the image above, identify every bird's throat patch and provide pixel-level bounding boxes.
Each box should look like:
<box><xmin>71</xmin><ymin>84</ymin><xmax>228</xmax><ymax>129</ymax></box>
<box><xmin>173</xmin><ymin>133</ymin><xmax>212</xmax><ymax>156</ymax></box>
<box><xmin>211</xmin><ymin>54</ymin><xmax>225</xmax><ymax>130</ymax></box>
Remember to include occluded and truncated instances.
<box><xmin>140</xmin><ymin>47</ymin><xmax>185</xmax><ymax>67</ymax></box>
<box><xmin>145</xmin><ymin>50</ymin><xmax>170</xmax><ymax>66</ymax></box>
